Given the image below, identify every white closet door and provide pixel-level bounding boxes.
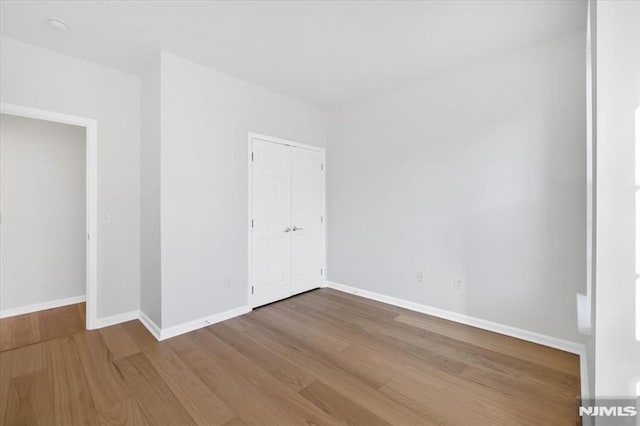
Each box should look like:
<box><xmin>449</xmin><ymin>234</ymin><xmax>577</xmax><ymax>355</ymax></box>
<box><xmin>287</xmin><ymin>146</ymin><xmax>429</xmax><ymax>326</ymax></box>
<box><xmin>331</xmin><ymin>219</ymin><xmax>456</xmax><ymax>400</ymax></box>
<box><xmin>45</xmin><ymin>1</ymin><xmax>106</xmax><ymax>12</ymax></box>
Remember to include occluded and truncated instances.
<box><xmin>291</xmin><ymin>146</ymin><xmax>325</xmax><ymax>293</ymax></box>
<box><xmin>251</xmin><ymin>139</ymin><xmax>292</xmax><ymax>307</ymax></box>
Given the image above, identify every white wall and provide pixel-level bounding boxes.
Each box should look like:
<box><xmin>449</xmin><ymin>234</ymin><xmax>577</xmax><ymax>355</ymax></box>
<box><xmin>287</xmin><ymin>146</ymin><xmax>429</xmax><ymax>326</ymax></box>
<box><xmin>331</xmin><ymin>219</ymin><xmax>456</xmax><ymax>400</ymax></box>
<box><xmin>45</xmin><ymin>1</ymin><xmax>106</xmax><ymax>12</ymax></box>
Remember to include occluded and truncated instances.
<box><xmin>327</xmin><ymin>31</ymin><xmax>587</xmax><ymax>343</ymax></box>
<box><xmin>0</xmin><ymin>37</ymin><xmax>141</xmax><ymax>319</ymax></box>
<box><xmin>594</xmin><ymin>0</ymin><xmax>640</xmax><ymax>397</ymax></box>
<box><xmin>585</xmin><ymin>0</ymin><xmax>597</xmax><ymax>400</ymax></box>
<box><xmin>159</xmin><ymin>52</ymin><xmax>328</xmax><ymax>328</ymax></box>
<box><xmin>0</xmin><ymin>114</ymin><xmax>85</xmax><ymax>310</ymax></box>
<box><xmin>140</xmin><ymin>56</ymin><xmax>162</xmax><ymax>326</ymax></box>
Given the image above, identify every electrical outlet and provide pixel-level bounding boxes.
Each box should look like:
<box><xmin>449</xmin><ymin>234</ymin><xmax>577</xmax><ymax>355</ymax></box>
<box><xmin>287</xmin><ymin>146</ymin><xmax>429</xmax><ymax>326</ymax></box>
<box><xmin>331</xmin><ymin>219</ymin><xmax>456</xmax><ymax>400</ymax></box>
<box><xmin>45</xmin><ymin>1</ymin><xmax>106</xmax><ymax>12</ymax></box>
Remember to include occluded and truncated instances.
<box><xmin>417</xmin><ymin>272</ymin><xmax>425</xmax><ymax>284</ymax></box>
<box><xmin>453</xmin><ymin>275</ymin><xmax>465</xmax><ymax>291</ymax></box>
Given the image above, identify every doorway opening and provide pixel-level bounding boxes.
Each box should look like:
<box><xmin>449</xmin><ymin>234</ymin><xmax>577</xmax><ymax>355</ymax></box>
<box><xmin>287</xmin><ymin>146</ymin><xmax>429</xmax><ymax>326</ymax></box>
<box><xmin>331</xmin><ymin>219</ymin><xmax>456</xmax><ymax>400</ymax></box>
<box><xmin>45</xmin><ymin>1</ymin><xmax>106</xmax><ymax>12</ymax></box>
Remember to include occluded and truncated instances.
<box><xmin>0</xmin><ymin>103</ymin><xmax>98</xmax><ymax>330</ymax></box>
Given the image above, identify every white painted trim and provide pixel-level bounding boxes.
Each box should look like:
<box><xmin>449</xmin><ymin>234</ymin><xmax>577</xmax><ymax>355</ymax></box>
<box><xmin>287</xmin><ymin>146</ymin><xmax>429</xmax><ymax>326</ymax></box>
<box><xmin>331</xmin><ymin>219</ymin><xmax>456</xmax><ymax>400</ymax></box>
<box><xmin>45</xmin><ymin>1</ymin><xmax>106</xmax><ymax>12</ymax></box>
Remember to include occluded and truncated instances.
<box><xmin>248</xmin><ymin>132</ymin><xmax>325</xmax><ymax>153</ymax></box>
<box><xmin>139</xmin><ymin>311</ymin><xmax>162</xmax><ymax>340</ymax></box>
<box><xmin>326</xmin><ymin>281</ymin><xmax>585</xmax><ymax>355</ymax></box>
<box><xmin>247</xmin><ymin>133</ymin><xmax>253</xmax><ymax>306</ymax></box>
<box><xmin>85</xmin><ymin>305</ymin><xmax>252</xmax><ymax>342</ymax></box>
<box><xmin>579</xmin><ymin>346</ymin><xmax>590</xmax><ymax>401</ymax></box>
<box><xmin>247</xmin><ymin>132</ymin><xmax>326</xmax><ymax>308</ymax></box>
<box><xmin>158</xmin><ymin>305</ymin><xmax>252</xmax><ymax>341</ymax></box>
<box><xmin>0</xmin><ymin>102</ymin><xmax>99</xmax><ymax>330</ymax></box>
<box><xmin>0</xmin><ymin>103</ymin><xmax>97</xmax><ymax>128</ymax></box>
<box><xmin>93</xmin><ymin>310</ymin><xmax>140</xmax><ymax>329</ymax></box>
<box><xmin>0</xmin><ymin>295</ymin><xmax>86</xmax><ymax>319</ymax></box>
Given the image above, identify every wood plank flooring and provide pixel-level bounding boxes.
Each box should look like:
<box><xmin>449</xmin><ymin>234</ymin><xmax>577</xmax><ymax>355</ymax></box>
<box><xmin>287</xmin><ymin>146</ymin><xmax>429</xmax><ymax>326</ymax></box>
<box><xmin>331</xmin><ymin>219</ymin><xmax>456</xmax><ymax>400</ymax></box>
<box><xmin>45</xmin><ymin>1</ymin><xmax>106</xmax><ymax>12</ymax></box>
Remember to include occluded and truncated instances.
<box><xmin>0</xmin><ymin>289</ymin><xmax>581</xmax><ymax>425</ymax></box>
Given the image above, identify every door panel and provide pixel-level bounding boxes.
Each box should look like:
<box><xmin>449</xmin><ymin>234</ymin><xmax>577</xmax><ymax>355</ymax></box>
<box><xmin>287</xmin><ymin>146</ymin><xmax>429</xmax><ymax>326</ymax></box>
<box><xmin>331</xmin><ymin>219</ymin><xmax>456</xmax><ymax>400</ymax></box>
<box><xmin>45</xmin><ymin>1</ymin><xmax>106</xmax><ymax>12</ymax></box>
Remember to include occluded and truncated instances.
<box><xmin>291</xmin><ymin>147</ymin><xmax>325</xmax><ymax>293</ymax></box>
<box><xmin>251</xmin><ymin>139</ymin><xmax>291</xmax><ymax>307</ymax></box>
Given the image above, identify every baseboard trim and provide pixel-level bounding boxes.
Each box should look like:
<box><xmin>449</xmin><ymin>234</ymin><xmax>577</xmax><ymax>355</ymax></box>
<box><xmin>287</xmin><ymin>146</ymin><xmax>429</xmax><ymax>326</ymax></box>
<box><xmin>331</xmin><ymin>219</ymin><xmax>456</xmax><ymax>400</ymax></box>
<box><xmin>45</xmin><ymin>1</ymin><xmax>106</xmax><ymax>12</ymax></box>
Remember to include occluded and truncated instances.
<box><xmin>326</xmin><ymin>281</ymin><xmax>585</xmax><ymax>354</ymax></box>
<box><xmin>104</xmin><ymin>305</ymin><xmax>253</xmax><ymax>341</ymax></box>
<box><xmin>93</xmin><ymin>310</ymin><xmax>140</xmax><ymax>329</ymax></box>
<box><xmin>139</xmin><ymin>311</ymin><xmax>162</xmax><ymax>340</ymax></box>
<box><xmin>156</xmin><ymin>305</ymin><xmax>252</xmax><ymax>341</ymax></box>
<box><xmin>326</xmin><ymin>281</ymin><xmax>589</xmax><ymax>398</ymax></box>
<box><xmin>578</xmin><ymin>347</ymin><xmax>590</xmax><ymax>401</ymax></box>
<box><xmin>0</xmin><ymin>295</ymin><xmax>86</xmax><ymax>319</ymax></box>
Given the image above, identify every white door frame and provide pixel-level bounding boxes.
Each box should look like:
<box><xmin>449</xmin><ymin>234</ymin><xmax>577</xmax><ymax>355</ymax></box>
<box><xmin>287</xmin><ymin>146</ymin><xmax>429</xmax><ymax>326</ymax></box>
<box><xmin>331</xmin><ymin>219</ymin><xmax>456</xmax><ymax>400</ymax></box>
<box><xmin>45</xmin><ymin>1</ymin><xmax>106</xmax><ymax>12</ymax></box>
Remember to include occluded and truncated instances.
<box><xmin>247</xmin><ymin>132</ymin><xmax>326</xmax><ymax>307</ymax></box>
<box><xmin>0</xmin><ymin>102</ymin><xmax>98</xmax><ymax>330</ymax></box>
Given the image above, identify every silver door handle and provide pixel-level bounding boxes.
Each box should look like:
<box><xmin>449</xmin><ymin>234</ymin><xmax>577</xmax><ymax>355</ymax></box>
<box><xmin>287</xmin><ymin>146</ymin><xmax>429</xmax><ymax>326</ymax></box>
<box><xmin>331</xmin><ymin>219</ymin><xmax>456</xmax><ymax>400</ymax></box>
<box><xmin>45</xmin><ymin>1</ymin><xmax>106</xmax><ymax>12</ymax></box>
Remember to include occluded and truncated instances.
<box><xmin>292</xmin><ymin>226</ymin><xmax>303</xmax><ymax>231</ymax></box>
<box><xmin>284</xmin><ymin>226</ymin><xmax>291</xmax><ymax>233</ymax></box>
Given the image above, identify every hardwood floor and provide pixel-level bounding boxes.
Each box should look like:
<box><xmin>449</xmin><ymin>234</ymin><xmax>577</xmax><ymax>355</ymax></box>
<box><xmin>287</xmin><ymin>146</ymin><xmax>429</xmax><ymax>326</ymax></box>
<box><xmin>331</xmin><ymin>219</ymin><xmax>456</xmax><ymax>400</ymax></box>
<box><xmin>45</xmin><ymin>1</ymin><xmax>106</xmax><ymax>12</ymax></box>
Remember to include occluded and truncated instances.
<box><xmin>0</xmin><ymin>303</ymin><xmax>85</xmax><ymax>352</ymax></box>
<box><xmin>0</xmin><ymin>289</ymin><xmax>581</xmax><ymax>425</ymax></box>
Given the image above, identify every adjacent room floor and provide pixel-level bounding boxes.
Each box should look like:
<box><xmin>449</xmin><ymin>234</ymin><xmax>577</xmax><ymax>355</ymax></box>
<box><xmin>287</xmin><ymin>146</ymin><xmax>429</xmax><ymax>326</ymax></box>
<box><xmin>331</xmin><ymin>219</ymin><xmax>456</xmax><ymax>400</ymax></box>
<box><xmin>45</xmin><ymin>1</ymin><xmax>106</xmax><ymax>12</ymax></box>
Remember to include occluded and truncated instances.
<box><xmin>0</xmin><ymin>288</ymin><xmax>580</xmax><ymax>425</ymax></box>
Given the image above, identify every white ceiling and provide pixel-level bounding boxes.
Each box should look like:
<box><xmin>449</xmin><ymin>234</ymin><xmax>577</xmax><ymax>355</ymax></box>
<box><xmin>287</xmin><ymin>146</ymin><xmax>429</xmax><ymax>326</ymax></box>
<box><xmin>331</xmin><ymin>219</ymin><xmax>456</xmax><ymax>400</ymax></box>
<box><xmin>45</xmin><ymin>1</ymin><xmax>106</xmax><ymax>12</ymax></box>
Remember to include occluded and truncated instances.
<box><xmin>0</xmin><ymin>1</ymin><xmax>586</xmax><ymax>108</ymax></box>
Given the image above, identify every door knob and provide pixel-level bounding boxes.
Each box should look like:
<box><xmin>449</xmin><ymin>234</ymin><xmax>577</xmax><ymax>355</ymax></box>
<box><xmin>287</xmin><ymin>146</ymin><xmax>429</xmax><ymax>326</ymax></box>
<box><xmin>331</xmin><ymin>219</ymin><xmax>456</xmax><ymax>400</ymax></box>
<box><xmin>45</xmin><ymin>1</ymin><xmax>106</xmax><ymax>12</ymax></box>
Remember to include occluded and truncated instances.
<box><xmin>292</xmin><ymin>226</ymin><xmax>304</xmax><ymax>231</ymax></box>
<box><xmin>284</xmin><ymin>226</ymin><xmax>291</xmax><ymax>232</ymax></box>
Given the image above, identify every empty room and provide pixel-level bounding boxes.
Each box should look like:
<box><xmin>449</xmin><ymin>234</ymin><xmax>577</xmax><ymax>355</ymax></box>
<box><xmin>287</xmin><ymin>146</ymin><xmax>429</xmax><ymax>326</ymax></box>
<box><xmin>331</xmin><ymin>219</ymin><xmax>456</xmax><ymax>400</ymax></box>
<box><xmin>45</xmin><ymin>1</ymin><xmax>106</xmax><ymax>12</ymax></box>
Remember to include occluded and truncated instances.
<box><xmin>0</xmin><ymin>0</ymin><xmax>638</xmax><ymax>425</ymax></box>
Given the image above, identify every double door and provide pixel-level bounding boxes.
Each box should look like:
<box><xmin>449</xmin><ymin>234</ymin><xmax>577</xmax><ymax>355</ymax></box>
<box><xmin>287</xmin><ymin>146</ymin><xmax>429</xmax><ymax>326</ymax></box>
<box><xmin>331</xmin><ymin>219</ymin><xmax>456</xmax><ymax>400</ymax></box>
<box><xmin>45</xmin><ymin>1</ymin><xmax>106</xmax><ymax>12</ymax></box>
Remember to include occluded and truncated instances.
<box><xmin>250</xmin><ymin>137</ymin><xmax>325</xmax><ymax>307</ymax></box>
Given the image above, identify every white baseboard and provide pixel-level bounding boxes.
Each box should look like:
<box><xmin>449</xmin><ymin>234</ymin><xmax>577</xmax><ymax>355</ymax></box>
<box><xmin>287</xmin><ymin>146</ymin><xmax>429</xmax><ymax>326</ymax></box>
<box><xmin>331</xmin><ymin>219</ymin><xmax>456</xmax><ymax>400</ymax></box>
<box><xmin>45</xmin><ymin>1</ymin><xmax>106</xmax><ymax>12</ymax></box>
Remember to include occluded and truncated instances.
<box><xmin>0</xmin><ymin>295</ymin><xmax>86</xmax><ymax>319</ymax></box>
<box><xmin>139</xmin><ymin>311</ymin><xmax>162</xmax><ymax>340</ymax></box>
<box><xmin>579</xmin><ymin>347</ymin><xmax>590</xmax><ymax>401</ymax></box>
<box><xmin>1</xmin><ymin>296</ymin><xmax>252</xmax><ymax>345</ymax></box>
<box><xmin>93</xmin><ymin>309</ymin><xmax>140</xmax><ymax>329</ymax></box>
<box><xmin>94</xmin><ymin>305</ymin><xmax>253</xmax><ymax>342</ymax></box>
<box><xmin>326</xmin><ymin>281</ymin><xmax>583</xmax><ymax>354</ymax></box>
<box><xmin>325</xmin><ymin>281</ymin><xmax>589</xmax><ymax>398</ymax></box>
<box><xmin>158</xmin><ymin>305</ymin><xmax>252</xmax><ymax>340</ymax></box>
<box><xmin>138</xmin><ymin>306</ymin><xmax>253</xmax><ymax>341</ymax></box>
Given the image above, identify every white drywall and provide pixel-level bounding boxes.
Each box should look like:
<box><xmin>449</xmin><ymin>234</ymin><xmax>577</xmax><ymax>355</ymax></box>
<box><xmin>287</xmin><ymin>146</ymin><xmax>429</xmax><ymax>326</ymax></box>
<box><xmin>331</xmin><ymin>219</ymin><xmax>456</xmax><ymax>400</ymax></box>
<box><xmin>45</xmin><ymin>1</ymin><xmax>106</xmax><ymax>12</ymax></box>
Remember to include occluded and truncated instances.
<box><xmin>0</xmin><ymin>37</ymin><xmax>141</xmax><ymax>319</ymax></box>
<box><xmin>157</xmin><ymin>52</ymin><xmax>328</xmax><ymax>328</ymax></box>
<box><xmin>140</xmin><ymin>56</ymin><xmax>162</xmax><ymax>326</ymax></box>
<box><xmin>584</xmin><ymin>0</ymin><xmax>597</xmax><ymax>400</ymax></box>
<box><xmin>327</xmin><ymin>31</ymin><xmax>587</xmax><ymax>343</ymax></box>
<box><xmin>594</xmin><ymin>0</ymin><xmax>640</xmax><ymax>397</ymax></box>
<box><xmin>0</xmin><ymin>114</ymin><xmax>85</xmax><ymax>310</ymax></box>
